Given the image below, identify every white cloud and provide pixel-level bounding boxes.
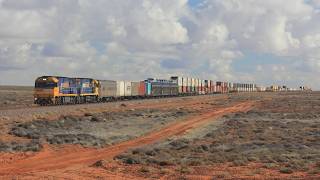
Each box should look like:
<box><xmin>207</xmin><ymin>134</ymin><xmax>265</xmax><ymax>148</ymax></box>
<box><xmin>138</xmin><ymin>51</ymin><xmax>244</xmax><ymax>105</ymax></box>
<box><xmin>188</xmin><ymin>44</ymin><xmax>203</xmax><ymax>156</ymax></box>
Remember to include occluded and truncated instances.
<box><xmin>303</xmin><ymin>33</ymin><xmax>320</xmax><ymax>48</ymax></box>
<box><xmin>0</xmin><ymin>0</ymin><xmax>320</xmax><ymax>89</ymax></box>
<box><xmin>310</xmin><ymin>0</ymin><xmax>320</xmax><ymax>7</ymax></box>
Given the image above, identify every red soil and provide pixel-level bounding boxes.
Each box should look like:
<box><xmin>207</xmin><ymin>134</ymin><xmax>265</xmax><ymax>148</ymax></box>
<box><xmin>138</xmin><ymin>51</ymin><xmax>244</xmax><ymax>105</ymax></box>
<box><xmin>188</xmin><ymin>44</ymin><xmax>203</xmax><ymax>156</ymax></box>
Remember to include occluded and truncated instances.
<box><xmin>0</xmin><ymin>101</ymin><xmax>254</xmax><ymax>179</ymax></box>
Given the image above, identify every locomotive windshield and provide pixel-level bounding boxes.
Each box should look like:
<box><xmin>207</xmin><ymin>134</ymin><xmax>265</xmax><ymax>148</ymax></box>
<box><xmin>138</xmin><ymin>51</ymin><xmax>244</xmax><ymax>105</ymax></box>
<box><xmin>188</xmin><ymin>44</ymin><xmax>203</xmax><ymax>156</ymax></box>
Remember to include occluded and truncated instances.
<box><xmin>35</xmin><ymin>82</ymin><xmax>57</xmax><ymax>88</ymax></box>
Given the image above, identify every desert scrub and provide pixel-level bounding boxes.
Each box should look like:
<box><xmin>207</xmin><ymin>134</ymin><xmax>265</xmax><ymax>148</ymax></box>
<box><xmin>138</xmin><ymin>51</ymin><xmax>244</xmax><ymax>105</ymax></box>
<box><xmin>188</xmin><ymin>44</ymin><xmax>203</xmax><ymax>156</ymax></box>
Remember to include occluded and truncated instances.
<box><xmin>279</xmin><ymin>167</ymin><xmax>294</xmax><ymax>174</ymax></box>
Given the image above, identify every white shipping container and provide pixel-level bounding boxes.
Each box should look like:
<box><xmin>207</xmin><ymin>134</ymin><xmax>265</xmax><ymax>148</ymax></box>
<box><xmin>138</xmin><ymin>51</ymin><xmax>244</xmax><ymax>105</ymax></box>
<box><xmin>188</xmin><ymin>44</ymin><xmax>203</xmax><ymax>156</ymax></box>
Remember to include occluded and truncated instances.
<box><xmin>124</xmin><ymin>81</ymin><xmax>132</xmax><ymax>96</ymax></box>
<box><xmin>116</xmin><ymin>81</ymin><xmax>132</xmax><ymax>97</ymax></box>
<box><xmin>182</xmin><ymin>77</ymin><xmax>187</xmax><ymax>87</ymax></box>
<box><xmin>208</xmin><ymin>80</ymin><xmax>212</xmax><ymax>93</ymax></box>
<box><xmin>187</xmin><ymin>77</ymin><xmax>192</xmax><ymax>87</ymax></box>
<box><xmin>116</xmin><ymin>81</ymin><xmax>125</xmax><ymax>97</ymax></box>
<box><xmin>191</xmin><ymin>78</ymin><xmax>195</xmax><ymax>91</ymax></box>
<box><xmin>178</xmin><ymin>77</ymin><xmax>183</xmax><ymax>87</ymax></box>
<box><xmin>195</xmin><ymin>79</ymin><xmax>199</xmax><ymax>87</ymax></box>
<box><xmin>202</xmin><ymin>80</ymin><xmax>206</xmax><ymax>94</ymax></box>
<box><xmin>195</xmin><ymin>79</ymin><xmax>199</xmax><ymax>92</ymax></box>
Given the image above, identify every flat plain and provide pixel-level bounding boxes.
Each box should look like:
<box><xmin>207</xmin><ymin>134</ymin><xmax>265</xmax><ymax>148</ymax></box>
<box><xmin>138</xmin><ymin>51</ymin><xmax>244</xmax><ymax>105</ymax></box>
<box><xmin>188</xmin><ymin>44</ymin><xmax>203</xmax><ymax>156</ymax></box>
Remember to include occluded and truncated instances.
<box><xmin>0</xmin><ymin>86</ymin><xmax>319</xmax><ymax>179</ymax></box>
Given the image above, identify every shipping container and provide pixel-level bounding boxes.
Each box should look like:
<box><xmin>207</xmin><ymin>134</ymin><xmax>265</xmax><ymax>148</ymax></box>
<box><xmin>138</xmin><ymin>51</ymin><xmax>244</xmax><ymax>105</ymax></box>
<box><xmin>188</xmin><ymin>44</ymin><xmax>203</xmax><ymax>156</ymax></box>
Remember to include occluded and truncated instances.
<box><xmin>124</xmin><ymin>81</ymin><xmax>132</xmax><ymax>96</ymax></box>
<box><xmin>212</xmin><ymin>81</ymin><xmax>215</xmax><ymax>93</ymax></box>
<box><xmin>187</xmin><ymin>77</ymin><xmax>192</xmax><ymax>93</ymax></box>
<box><xmin>131</xmin><ymin>82</ymin><xmax>140</xmax><ymax>96</ymax></box>
<box><xmin>204</xmin><ymin>80</ymin><xmax>208</xmax><ymax>94</ymax></box>
<box><xmin>205</xmin><ymin>80</ymin><xmax>209</xmax><ymax>94</ymax></box>
<box><xmin>216</xmin><ymin>85</ymin><xmax>221</xmax><ymax>94</ymax></box>
<box><xmin>199</xmin><ymin>80</ymin><xmax>202</xmax><ymax>93</ymax></box>
<box><xmin>202</xmin><ymin>80</ymin><xmax>205</xmax><ymax>94</ymax></box>
<box><xmin>139</xmin><ymin>81</ymin><xmax>146</xmax><ymax>96</ymax></box>
<box><xmin>191</xmin><ymin>78</ymin><xmax>196</xmax><ymax>92</ymax></box>
<box><xmin>195</xmin><ymin>79</ymin><xmax>199</xmax><ymax>93</ymax></box>
<box><xmin>228</xmin><ymin>83</ymin><xmax>233</xmax><ymax>92</ymax></box>
<box><xmin>115</xmin><ymin>81</ymin><xmax>132</xmax><ymax>97</ymax></box>
<box><xmin>146</xmin><ymin>79</ymin><xmax>178</xmax><ymax>96</ymax></box>
<box><xmin>99</xmin><ymin>80</ymin><xmax>117</xmax><ymax>97</ymax></box>
<box><xmin>116</xmin><ymin>81</ymin><xmax>125</xmax><ymax>97</ymax></box>
<box><xmin>257</xmin><ymin>86</ymin><xmax>266</xmax><ymax>92</ymax></box>
<box><xmin>201</xmin><ymin>80</ymin><xmax>206</xmax><ymax>94</ymax></box>
<box><xmin>182</xmin><ymin>77</ymin><xmax>187</xmax><ymax>93</ymax></box>
<box><xmin>171</xmin><ymin>76</ymin><xmax>183</xmax><ymax>94</ymax></box>
<box><xmin>146</xmin><ymin>82</ymin><xmax>152</xmax><ymax>95</ymax></box>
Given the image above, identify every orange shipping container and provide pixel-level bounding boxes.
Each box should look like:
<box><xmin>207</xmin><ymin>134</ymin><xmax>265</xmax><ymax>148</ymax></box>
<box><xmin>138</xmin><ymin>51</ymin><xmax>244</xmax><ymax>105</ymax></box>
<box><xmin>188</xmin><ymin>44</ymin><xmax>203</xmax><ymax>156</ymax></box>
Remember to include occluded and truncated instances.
<box><xmin>139</xmin><ymin>81</ymin><xmax>146</xmax><ymax>96</ymax></box>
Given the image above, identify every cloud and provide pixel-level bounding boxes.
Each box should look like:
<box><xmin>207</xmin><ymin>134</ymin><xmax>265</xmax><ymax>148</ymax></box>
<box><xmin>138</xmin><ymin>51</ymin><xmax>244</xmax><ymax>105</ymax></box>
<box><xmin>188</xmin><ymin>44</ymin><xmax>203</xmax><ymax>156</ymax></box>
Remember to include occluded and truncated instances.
<box><xmin>310</xmin><ymin>0</ymin><xmax>320</xmax><ymax>7</ymax></box>
<box><xmin>1</xmin><ymin>0</ymin><xmax>56</xmax><ymax>10</ymax></box>
<box><xmin>0</xmin><ymin>0</ymin><xmax>319</xmax><ymax>89</ymax></box>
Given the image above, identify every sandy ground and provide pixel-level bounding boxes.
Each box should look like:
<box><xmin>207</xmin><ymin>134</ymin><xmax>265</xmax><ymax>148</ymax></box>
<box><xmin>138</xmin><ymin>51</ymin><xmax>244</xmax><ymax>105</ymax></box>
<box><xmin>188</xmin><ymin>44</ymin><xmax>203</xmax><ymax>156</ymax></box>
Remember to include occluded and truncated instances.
<box><xmin>0</xmin><ymin>86</ymin><xmax>319</xmax><ymax>179</ymax></box>
<box><xmin>0</xmin><ymin>86</ymin><xmax>34</xmax><ymax>110</ymax></box>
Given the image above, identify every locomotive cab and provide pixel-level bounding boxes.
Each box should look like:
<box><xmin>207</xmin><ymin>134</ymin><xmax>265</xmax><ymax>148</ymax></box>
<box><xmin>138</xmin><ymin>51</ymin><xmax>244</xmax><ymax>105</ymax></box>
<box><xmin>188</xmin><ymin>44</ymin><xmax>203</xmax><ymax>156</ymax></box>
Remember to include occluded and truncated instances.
<box><xmin>34</xmin><ymin>76</ymin><xmax>59</xmax><ymax>105</ymax></box>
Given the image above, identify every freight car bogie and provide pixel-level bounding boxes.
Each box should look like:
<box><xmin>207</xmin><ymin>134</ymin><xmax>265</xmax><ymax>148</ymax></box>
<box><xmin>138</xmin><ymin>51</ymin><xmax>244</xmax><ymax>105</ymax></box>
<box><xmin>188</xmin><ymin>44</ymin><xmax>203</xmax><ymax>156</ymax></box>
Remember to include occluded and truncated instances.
<box><xmin>99</xmin><ymin>96</ymin><xmax>115</xmax><ymax>102</ymax></box>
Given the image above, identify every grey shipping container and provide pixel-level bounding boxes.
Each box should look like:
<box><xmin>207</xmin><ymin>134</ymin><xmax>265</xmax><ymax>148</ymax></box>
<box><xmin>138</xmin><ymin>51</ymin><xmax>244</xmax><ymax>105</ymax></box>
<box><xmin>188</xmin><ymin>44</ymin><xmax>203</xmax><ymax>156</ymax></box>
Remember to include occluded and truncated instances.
<box><xmin>99</xmin><ymin>80</ymin><xmax>117</xmax><ymax>97</ymax></box>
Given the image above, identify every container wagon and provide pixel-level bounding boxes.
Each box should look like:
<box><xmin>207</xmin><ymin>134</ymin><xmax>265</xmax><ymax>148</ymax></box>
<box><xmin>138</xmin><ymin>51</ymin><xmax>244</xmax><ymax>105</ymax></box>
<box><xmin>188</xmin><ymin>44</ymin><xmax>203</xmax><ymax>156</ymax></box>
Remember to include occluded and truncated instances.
<box><xmin>131</xmin><ymin>81</ymin><xmax>146</xmax><ymax>98</ymax></box>
<box><xmin>145</xmin><ymin>78</ymin><xmax>178</xmax><ymax>97</ymax></box>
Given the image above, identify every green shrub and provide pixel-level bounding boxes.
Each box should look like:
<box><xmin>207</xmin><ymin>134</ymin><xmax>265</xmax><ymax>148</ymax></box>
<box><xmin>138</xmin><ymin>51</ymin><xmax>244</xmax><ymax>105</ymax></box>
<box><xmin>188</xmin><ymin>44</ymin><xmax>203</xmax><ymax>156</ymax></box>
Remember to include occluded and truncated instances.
<box><xmin>279</xmin><ymin>167</ymin><xmax>293</xmax><ymax>174</ymax></box>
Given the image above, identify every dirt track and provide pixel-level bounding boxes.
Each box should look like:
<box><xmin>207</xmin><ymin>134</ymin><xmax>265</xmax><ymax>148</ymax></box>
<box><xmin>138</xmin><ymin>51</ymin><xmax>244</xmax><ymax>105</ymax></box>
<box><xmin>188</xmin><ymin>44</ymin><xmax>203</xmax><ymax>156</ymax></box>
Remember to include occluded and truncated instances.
<box><xmin>0</xmin><ymin>101</ymin><xmax>254</xmax><ymax>176</ymax></box>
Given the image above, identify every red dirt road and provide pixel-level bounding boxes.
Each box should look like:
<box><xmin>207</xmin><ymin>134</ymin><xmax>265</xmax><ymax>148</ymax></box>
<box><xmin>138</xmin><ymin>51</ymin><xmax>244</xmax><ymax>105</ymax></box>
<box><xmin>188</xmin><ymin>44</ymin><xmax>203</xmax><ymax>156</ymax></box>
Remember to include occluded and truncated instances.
<box><xmin>0</xmin><ymin>101</ymin><xmax>254</xmax><ymax>178</ymax></box>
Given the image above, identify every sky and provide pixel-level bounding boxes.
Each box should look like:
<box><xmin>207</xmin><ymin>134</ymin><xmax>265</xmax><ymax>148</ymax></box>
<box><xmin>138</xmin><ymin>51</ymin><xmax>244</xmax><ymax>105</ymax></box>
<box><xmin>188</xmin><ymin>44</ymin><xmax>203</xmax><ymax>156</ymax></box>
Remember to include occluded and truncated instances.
<box><xmin>0</xmin><ymin>0</ymin><xmax>320</xmax><ymax>89</ymax></box>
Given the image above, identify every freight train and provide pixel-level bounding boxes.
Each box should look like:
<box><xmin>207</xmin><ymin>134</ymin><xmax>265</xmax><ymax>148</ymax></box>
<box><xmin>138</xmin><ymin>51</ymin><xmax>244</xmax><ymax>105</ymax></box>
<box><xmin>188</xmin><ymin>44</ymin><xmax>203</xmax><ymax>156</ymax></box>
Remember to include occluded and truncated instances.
<box><xmin>33</xmin><ymin>76</ymin><xmax>258</xmax><ymax>105</ymax></box>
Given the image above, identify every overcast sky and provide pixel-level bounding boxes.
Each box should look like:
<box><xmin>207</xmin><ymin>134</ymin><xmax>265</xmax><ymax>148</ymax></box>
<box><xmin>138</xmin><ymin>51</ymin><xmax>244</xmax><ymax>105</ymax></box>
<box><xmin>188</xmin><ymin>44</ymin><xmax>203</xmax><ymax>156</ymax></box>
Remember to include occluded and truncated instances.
<box><xmin>0</xmin><ymin>0</ymin><xmax>320</xmax><ymax>89</ymax></box>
